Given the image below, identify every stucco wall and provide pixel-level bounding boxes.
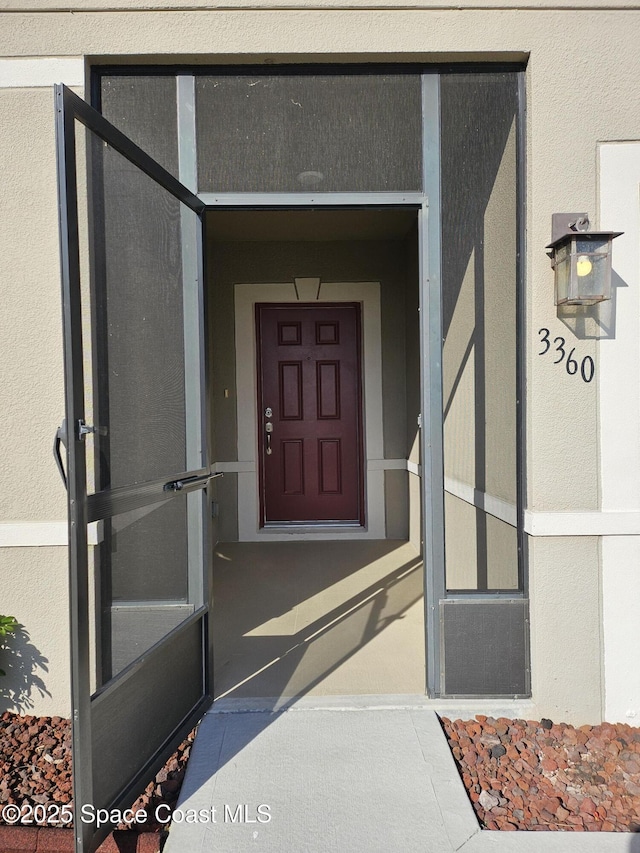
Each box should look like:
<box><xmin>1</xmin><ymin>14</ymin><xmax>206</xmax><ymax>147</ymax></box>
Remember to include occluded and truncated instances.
<box><xmin>0</xmin><ymin>86</ymin><xmax>71</xmax><ymax>715</ymax></box>
<box><xmin>1</xmin><ymin>2</ymin><xmax>639</xmax><ymax>720</ymax></box>
<box><xmin>528</xmin><ymin>536</ymin><xmax>603</xmax><ymax>723</ymax></box>
<box><xmin>0</xmin><ymin>549</ymin><xmax>71</xmax><ymax>716</ymax></box>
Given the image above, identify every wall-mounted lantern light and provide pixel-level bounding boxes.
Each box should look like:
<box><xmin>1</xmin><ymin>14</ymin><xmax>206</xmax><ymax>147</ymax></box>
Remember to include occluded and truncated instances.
<box><xmin>547</xmin><ymin>213</ymin><xmax>622</xmax><ymax>306</ymax></box>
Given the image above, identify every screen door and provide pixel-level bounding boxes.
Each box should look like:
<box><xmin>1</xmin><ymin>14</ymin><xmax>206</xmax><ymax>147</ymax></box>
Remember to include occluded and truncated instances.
<box><xmin>55</xmin><ymin>84</ymin><xmax>211</xmax><ymax>853</ymax></box>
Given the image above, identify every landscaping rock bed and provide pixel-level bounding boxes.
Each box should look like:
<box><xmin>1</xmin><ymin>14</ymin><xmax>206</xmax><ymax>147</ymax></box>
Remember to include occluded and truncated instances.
<box><xmin>6</xmin><ymin>709</ymin><xmax>640</xmax><ymax>840</ymax></box>
<box><xmin>441</xmin><ymin>715</ymin><xmax>640</xmax><ymax>831</ymax></box>
<box><xmin>0</xmin><ymin>711</ymin><xmax>195</xmax><ymax>833</ymax></box>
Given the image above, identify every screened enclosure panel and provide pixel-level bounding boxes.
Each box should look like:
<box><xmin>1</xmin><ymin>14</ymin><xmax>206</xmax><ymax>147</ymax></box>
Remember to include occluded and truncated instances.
<box><xmin>443</xmin><ymin>494</ymin><xmax>518</xmax><ymax>590</ymax></box>
<box><xmin>441</xmin><ymin>599</ymin><xmax>528</xmax><ymax>696</ymax></box>
<box><xmin>89</xmin><ymin>136</ymin><xmax>200</xmax><ymax>490</ymax></box>
<box><xmin>195</xmin><ymin>73</ymin><xmax>423</xmax><ymax>192</ymax></box>
<box><xmin>101</xmin><ymin>494</ymin><xmax>194</xmax><ymax>678</ymax></box>
<box><xmin>99</xmin><ymin>75</ymin><xmax>179</xmax><ymax>177</ymax></box>
<box><xmin>109</xmin><ymin>497</ymin><xmax>188</xmax><ymax>602</ymax></box>
<box><xmin>72</xmin><ymin>118</ymin><xmax>206</xmax><ymax>685</ymax></box>
<box><xmin>440</xmin><ymin>72</ymin><xmax>520</xmax><ymax>592</ymax></box>
<box><xmin>57</xmin><ymin>84</ymin><xmax>210</xmax><ymax>853</ymax></box>
<box><xmin>91</xmin><ymin>617</ymin><xmax>204</xmax><ymax>811</ymax></box>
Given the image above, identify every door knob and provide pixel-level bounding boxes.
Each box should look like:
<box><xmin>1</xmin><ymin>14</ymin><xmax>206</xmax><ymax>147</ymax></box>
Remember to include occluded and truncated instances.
<box><xmin>265</xmin><ymin>421</ymin><xmax>273</xmax><ymax>455</ymax></box>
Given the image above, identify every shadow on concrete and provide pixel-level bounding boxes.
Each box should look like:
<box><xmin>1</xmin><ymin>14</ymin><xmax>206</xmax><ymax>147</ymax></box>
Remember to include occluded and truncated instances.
<box><xmin>213</xmin><ymin>540</ymin><xmax>423</xmax><ymax>702</ymax></box>
<box><xmin>0</xmin><ymin>624</ymin><xmax>50</xmax><ymax>713</ymax></box>
<box><xmin>173</xmin><ymin>540</ymin><xmax>425</xmax><ymax>818</ymax></box>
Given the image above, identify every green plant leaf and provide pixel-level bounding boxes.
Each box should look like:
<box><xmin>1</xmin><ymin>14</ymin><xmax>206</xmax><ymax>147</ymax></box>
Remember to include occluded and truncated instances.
<box><xmin>0</xmin><ymin>615</ymin><xmax>17</xmax><ymax>639</ymax></box>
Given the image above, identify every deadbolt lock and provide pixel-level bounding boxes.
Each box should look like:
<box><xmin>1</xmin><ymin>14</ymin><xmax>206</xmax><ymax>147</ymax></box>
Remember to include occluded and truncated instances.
<box><xmin>265</xmin><ymin>419</ymin><xmax>273</xmax><ymax>455</ymax></box>
<box><xmin>265</xmin><ymin>407</ymin><xmax>273</xmax><ymax>418</ymax></box>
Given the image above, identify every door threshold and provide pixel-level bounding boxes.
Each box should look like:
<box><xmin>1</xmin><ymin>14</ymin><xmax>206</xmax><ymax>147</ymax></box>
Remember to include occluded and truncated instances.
<box><xmin>208</xmin><ymin>694</ymin><xmax>539</xmax><ymax>717</ymax></box>
<box><xmin>209</xmin><ymin>694</ymin><xmax>433</xmax><ymax>714</ymax></box>
<box><xmin>262</xmin><ymin>522</ymin><xmax>363</xmax><ymax>530</ymax></box>
<box><xmin>241</xmin><ymin>527</ymin><xmax>379</xmax><ymax>541</ymax></box>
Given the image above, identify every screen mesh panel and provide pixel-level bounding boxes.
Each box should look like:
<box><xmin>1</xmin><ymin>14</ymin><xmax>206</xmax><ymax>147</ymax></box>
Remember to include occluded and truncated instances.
<box><xmin>100</xmin><ymin>495</ymin><xmax>191</xmax><ymax>678</ymax></box>
<box><xmin>91</xmin><ymin>617</ymin><xmax>204</xmax><ymax>809</ymax></box>
<box><xmin>89</xmin><ymin>132</ymin><xmax>189</xmax><ymax>490</ymax></box>
<box><xmin>441</xmin><ymin>599</ymin><xmax>528</xmax><ymax>696</ymax></box>
<box><xmin>62</xmin><ymin>89</ymin><xmax>210</xmax><ymax>853</ymax></box>
<box><xmin>195</xmin><ymin>73</ymin><xmax>423</xmax><ymax>192</ymax></box>
<box><xmin>100</xmin><ymin>75</ymin><xmax>179</xmax><ymax>177</ymax></box>
<box><xmin>440</xmin><ymin>72</ymin><xmax>520</xmax><ymax>592</ymax></box>
<box><xmin>108</xmin><ymin>497</ymin><xmax>188</xmax><ymax>602</ymax></box>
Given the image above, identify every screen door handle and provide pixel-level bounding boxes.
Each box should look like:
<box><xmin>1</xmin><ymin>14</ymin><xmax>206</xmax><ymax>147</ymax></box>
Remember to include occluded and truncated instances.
<box><xmin>163</xmin><ymin>472</ymin><xmax>223</xmax><ymax>493</ymax></box>
<box><xmin>53</xmin><ymin>421</ymin><xmax>68</xmax><ymax>491</ymax></box>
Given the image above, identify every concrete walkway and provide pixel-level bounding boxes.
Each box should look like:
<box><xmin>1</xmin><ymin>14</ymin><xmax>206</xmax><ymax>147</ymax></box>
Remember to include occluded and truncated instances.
<box><xmin>164</xmin><ymin>696</ymin><xmax>638</xmax><ymax>853</ymax></box>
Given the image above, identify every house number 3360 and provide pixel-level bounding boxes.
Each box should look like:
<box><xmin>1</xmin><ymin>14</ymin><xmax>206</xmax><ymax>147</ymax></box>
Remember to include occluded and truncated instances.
<box><xmin>538</xmin><ymin>328</ymin><xmax>595</xmax><ymax>383</ymax></box>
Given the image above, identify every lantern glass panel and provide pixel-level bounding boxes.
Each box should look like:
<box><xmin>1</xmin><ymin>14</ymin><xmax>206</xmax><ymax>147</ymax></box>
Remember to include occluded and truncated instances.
<box><xmin>554</xmin><ymin>250</ymin><xmax>571</xmax><ymax>304</ymax></box>
<box><xmin>571</xmin><ymin>251</ymin><xmax>610</xmax><ymax>303</ymax></box>
<box><xmin>576</xmin><ymin>238</ymin><xmax>608</xmax><ymax>254</ymax></box>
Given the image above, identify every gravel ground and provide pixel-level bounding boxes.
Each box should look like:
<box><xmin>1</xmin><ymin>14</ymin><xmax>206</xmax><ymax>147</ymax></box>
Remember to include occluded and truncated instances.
<box><xmin>0</xmin><ymin>712</ymin><xmax>195</xmax><ymax>833</ymax></box>
<box><xmin>441</xmin><ymin>715</ymin><xmax>640</xmax><ymax>831</ymax></box>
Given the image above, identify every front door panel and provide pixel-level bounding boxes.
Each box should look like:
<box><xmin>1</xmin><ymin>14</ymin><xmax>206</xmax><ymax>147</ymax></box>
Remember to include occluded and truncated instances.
<box><xmin>257</xmin><ymin>303</ymin><xmax>363</xmax><ymax>525</ymax></box>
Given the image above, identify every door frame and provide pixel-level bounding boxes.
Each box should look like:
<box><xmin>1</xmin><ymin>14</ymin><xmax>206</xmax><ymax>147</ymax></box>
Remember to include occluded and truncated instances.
<box><xmin>233</xmin><ymin>279</ymin><xmax>387</xmax><ymax>540</ymax></box>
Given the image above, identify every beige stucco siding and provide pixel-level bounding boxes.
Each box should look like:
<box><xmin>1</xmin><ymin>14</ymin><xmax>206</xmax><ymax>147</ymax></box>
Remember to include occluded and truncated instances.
<box><xmin>0</xmin><ymin>87</ymin><xmax>66</xmax><ymax>522</ymax></box>
<box><xmin>0</xmin><ymin>548</ymin><xmax>71</xmax><ymax>716</ymax></box>
<box><xmin>529</xmin><ymin>536</ymin><xmax>603</xmax><ymax>723</ymax></box>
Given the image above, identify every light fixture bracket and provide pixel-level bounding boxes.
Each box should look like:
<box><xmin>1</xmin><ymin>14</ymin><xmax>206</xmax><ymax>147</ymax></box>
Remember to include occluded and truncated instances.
<box><xmin>551</xmin><ymin>212</ymin><xmax>589</xmax><ymax>244</ymax></box>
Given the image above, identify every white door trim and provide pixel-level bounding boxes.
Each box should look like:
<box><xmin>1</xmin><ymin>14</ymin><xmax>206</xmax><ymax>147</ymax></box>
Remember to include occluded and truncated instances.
<box><xmin>234</xmin><ymin>278</ymin><xmax>385</xmax><ymax>541</ymax></box>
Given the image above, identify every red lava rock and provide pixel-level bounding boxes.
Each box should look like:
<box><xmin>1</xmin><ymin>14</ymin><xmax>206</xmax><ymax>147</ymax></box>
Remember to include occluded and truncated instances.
<box><xmin>0</xmin><ymin>713</ymin><xmax>198</xmax><ymax>836</ymax></box>
<box><xmin>440</xmin><ymin>714</ymin><xmax>640</xmax><ymax>833</ymax></box>
<box><xmin>580</xmin><ymin>797</ymin><xmax>597</xmax><ymax>815</ymax></box>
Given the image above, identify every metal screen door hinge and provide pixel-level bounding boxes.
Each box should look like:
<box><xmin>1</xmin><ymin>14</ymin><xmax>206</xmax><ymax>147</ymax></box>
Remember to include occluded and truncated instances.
<box><xmin>77</xmin><ymin>420</ymin><xmax>107</xmax><ymax>440</ymax></box>
<box><xmin>77</xmin><ymin>420</ymin><xmax>93</xmax><ymax>440</ymax></box>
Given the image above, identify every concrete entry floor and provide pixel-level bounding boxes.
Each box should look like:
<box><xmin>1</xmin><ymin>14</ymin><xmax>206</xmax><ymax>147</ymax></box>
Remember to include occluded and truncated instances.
<box><xmin>164</xmin><ymin>698</ymin><xmax>633</xmax><ymax>853</ymax></box>
<box><xmin>213</xmin><ymin>540</ymin><xmax>425</xmax><ymax>700</ymax></box>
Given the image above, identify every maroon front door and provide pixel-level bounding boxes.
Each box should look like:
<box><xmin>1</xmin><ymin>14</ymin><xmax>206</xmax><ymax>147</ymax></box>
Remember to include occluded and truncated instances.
<box><xmin>256</xmin><ymin>303</ymin><xmax>364</xmax><ymax>525</ymax></box>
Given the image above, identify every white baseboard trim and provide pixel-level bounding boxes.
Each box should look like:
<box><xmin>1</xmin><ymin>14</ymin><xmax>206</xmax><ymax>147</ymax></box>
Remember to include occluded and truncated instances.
<box><xmin>215</xmin><ymin>457</ymin><xmax>421</xmax><ymax>476</ymax></box>
<box><xmin>407</xmin><ymin>460</ymin><xmax>421</xmax><ymax>477</ymax></box>
<box><xmin>0</xmin><ymin>58</ymin><xmax>84</xmax><ymax>88</ymax></box>
<box><xmin>7</xmin><ymin>506</ymin><xmax>640</xmax><ymax>546</ymax></box>
<box><xmin>444</xmin><ymin>476</ymin><xmax>517</xmax><ymax>527</ymax></box>
<box><xmin>524</xmin><ymin>510</ymin><xmax>640</xmax><ymax>537</ymax></box>
<box><xmin>213</xmin><ymin>460</ymin><xmax>255</xmax><ymax>474</ymax></box>
<box><xmin>0</xmin><ymin>522</ymin><xmax>102</xmax><ymax>547</ymax></box>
